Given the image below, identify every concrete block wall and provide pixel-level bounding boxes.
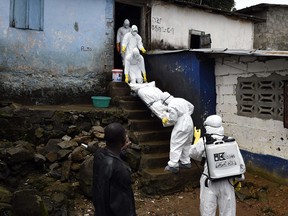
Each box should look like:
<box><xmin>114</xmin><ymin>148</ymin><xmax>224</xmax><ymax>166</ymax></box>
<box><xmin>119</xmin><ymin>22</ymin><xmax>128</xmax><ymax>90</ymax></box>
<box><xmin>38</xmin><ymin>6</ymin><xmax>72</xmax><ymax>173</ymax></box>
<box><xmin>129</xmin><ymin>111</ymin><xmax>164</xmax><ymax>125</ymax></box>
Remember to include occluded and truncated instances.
<box><xmin>215</xmin><ymin>56</ymin><xmax>288</xmax><ymax>161</ymax></box>
<box><xmin>254</xmin><ymin>7</ymin><xmax>288</xmax><ymax>50</ymax></box>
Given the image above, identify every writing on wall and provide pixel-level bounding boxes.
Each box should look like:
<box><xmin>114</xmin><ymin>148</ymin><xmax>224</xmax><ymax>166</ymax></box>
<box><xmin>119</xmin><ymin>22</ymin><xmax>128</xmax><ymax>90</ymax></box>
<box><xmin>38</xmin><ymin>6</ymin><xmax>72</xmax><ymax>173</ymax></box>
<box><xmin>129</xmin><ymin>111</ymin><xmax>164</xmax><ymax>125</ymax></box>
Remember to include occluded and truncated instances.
<box><xmin>151</xmin><ymin>16</ymin><xmax>174</xmax><ymax>34</ymax></box>
<box><xmin>81</xmin><ymin>46</ymin><xmax>92</xmax><ymax>51</ymax></box>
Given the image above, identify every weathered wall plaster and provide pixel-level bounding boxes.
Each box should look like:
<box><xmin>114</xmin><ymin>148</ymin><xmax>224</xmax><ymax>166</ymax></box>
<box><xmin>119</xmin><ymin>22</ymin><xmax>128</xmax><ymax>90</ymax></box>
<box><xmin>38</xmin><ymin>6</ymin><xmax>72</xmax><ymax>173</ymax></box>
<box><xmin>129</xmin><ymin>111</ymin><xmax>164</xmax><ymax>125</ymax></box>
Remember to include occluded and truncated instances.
<box><xmin>0</xmin><ymin>0</ymin><xmax>114</xmax><ymax>104</ymax></box>
<box><xmin>150</xmin><ymin>1</ymin><xmax>254</xmax><ymax>50</ymax></box>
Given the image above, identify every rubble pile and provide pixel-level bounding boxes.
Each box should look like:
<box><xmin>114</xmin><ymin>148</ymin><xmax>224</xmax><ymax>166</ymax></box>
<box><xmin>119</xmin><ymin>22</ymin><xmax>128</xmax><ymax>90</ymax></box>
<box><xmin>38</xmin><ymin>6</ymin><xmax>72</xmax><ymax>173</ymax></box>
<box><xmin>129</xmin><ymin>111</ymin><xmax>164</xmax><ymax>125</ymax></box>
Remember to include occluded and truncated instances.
<box><xmin>0</xmin><ymin>124</ymin><xmax>140</xmax><ymax>216</ymax></box>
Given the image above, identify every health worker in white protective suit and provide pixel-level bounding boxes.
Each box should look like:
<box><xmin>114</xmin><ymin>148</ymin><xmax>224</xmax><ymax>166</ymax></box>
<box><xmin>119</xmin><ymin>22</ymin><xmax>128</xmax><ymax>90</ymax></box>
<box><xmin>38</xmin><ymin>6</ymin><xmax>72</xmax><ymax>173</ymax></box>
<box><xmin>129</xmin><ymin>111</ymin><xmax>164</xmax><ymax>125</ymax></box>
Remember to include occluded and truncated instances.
<box><xmin>189</xmin><ymin>115</ymin><xmax>244</xmax><ymax>216</ymax></box>
<box><xmin>121</xmin><ymin>25</ymin><xmax>146</xmax><ymax>64</ymax></box>
<box><xmin>124</xmin><ymin>48</ymin><xmax>147</xmax><ymax>84</ymax></box>
<box><xmin>116</xmin><ymin>19</ymin><xmax>131</xmax><ymax>66</ymax></box>
<box><xmin>161</xmin><ymin>92</ymin><xmax>194</xmax><ymax>173</ymax></box>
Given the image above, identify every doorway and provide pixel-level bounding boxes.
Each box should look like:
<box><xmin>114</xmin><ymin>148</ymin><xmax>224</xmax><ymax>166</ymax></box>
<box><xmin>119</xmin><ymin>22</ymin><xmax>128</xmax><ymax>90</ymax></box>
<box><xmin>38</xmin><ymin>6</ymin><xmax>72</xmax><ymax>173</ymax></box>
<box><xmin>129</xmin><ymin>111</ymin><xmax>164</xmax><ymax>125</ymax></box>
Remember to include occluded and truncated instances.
<box><xmin>114</xmin><ymin>2</ymin><xmax>142</xmax><ymax>69</ymax></box>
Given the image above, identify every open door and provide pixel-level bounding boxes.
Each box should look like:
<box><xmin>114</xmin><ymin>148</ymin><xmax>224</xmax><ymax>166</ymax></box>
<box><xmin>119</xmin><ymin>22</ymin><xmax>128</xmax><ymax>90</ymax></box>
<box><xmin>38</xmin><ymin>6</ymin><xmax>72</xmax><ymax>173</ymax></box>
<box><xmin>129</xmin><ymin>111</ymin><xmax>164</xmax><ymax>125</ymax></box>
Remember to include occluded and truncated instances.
<box><xmin>114</xmin><ymin>2</ymin><xmax>142</xmax><ymax>69</ymax></box>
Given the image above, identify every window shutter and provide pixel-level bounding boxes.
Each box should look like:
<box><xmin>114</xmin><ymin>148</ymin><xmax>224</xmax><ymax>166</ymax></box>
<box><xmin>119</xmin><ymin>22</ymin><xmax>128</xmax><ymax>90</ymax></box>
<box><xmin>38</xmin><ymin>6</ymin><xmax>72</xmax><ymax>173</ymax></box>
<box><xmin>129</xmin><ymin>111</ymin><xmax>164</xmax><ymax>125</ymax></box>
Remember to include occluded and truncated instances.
<box><xmin>200</xmin><ymin>34</ymin><xmax>211</xmax><ymax>48</ymax></box>
<box><xmin>28</xmin><ymin>0</ymin><xmax>43</xmax><ymax>30</ymax></box>
<box><xmin>13</xmin><ymin>0</ymin><xmax>28</xmax><ymax>29</ymax></box>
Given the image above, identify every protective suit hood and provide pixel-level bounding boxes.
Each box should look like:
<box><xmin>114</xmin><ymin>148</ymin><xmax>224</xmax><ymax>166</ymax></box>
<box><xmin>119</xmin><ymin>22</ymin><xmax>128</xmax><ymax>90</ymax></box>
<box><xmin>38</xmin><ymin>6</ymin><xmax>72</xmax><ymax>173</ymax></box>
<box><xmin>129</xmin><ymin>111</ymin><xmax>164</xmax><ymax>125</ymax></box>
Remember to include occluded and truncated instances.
<box><xmin>123</xmin><ymin>19</ymin><xmax>130</xmax><ymax>28</ymax></box>
<box><xmin>132</xmin><ymin>48</ymin><xmax>140</xmax><ymax>59</ymax></box>
<box><xmin>204</xmin><ymin>115</ymin><xmax>224</xmax><ymax>135</ymax></box>
<box><xmin>131</xmin><ymin>25</ymin><xmax>138</xmax><ymax>36</ymax></box>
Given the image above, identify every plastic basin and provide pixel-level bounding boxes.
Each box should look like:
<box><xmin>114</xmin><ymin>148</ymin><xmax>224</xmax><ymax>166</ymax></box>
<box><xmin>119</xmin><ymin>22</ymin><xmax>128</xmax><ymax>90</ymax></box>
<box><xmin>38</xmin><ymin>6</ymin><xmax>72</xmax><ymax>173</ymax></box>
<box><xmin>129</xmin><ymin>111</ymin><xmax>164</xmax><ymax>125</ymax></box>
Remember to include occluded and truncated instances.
<box><xmin>91</xmin><ymin>96</ymin><xmax>111</xmax><ymax>108</ymax></box>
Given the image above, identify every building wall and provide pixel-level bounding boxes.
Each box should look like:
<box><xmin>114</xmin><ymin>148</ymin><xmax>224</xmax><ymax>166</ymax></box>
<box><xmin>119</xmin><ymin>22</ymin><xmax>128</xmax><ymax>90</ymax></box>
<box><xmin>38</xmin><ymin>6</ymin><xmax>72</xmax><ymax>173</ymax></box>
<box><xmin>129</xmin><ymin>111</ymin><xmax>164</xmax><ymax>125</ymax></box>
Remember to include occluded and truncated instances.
<box><xmin>145</xmin><ymin>51</ymin><xmax>216</xmax><ymax>129</ymax></box>
<box><xmin>0</xmin><ymin>0</ymin><xmax>114</xmax><ymax>104</ymax></box>
<box><xmin>150</xmin><ymin>1</ymin><xmax>254</xmax><ymax>50</ymax></box>
<box><xmin>253</xmin><ymin>7</ymin><xmax>288</xmax><ymax>50</ymax></box>
<box><xmin>215</xmin><ymin>56</ymin><xmax>288</xmax><ymax>181</ymax></box>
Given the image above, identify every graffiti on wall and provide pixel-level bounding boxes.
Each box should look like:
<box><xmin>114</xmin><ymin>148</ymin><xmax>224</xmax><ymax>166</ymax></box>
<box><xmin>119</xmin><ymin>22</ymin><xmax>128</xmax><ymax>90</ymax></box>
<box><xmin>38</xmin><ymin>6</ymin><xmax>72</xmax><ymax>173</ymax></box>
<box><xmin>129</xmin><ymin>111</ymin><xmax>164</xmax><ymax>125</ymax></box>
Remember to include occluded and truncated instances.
<box><xmin>81</xmin><ymin>46</ymin><xmax>92</xmax><ymax>51</ymax></box>
<box><xmin>151</xmin><ymin>16</ymin><xmax>174</xmax><ymax>34</ymax></box>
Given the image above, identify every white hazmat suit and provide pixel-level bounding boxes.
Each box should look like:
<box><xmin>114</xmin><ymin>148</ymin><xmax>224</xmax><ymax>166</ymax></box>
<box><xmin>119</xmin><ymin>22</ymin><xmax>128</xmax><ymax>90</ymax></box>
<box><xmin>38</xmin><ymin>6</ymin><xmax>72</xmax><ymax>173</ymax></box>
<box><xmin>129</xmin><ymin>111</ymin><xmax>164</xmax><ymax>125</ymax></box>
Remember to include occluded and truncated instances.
<box><xmin>122</xmin><ymin>25</ymin><xmax>146</xmax><ymax>64</ymax></box>
<box><xmin>161</xmin><ymin>92</ymin><xmax>194</xmax><ymax>173</ymax></box>
<box><xmin>189</xmin><ymin>115</ymin><xmax>241</xmax><ymax>216</ymax></box>
<box><xmin>124</xmin><ymin>48</ymin><xmax>146</xmax><ymax>84</ymax></box>
<box><xmin>116</xmin><ymin>19</ymin><xmax>131</xmax><ymax>65</ymax></box>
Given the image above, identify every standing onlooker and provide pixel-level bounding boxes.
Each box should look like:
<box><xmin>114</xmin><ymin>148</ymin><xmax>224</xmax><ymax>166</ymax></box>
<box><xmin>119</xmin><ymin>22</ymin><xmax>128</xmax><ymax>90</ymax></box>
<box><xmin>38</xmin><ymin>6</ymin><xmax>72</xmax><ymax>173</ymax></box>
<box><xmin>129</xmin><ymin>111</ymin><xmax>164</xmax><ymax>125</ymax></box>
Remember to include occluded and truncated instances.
<box><xmin>116</xmin><ymin>19</ymin><xmax>131</xmax><ymax>66</ymax></box>
<box><xmin>92</xmin><ymin>122</ymin><xmax>136</xmax><ymax>216</ymax></box>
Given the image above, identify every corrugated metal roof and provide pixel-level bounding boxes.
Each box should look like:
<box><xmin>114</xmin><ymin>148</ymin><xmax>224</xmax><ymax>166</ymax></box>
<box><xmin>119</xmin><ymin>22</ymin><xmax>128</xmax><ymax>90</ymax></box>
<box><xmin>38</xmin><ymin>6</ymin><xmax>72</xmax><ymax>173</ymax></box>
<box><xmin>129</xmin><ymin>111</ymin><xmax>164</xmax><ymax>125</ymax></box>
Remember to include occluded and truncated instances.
<box><xmin>147</xmin><ymin>49</ymin><xmax>288</xmax><ymax>58</ymax></box>
<box><xmin>191</xmin><ymin>48</ymin><xmax>288</xmax><ymax>58</ymax></box>
<box><xmin>237</xmin><ymin>3</ymin><xmax>288</xmax><ymax>13</ymax></box>
<box><xmin>159</xmin><ymin>0</ymin><xmax>265</xmax><ymax>22</ymax></box>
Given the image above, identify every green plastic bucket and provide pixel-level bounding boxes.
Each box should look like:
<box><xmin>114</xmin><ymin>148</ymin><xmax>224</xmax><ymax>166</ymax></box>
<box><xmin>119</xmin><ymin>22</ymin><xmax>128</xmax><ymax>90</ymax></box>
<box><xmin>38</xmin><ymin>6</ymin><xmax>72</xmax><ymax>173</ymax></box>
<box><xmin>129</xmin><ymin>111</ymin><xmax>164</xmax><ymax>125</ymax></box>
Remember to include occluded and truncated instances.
<box><xmin>91</xmin><ymin>96</ymin><xmax>111</xmax><ymax>108</ymax></box>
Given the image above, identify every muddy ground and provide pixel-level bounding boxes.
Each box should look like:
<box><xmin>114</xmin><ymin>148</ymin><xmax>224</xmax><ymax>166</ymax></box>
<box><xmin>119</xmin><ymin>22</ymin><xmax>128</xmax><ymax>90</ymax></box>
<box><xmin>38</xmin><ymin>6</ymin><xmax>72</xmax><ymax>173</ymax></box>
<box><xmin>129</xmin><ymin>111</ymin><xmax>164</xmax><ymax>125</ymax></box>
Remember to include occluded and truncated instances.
<box><xmin>72</xmin><ymin>172</ymin><xmax>288</xmax><ymax>216</ymax></box>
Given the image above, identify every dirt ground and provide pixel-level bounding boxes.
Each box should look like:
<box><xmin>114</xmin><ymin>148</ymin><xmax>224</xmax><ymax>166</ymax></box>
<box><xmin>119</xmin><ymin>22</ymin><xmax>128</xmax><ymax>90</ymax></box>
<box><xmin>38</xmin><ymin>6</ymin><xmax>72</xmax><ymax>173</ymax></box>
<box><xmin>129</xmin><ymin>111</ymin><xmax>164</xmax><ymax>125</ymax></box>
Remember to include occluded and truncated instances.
<box><xmin>73</xmin><ymin>171</ymin><xmax>288</xmax><ymax>216</ymax></box>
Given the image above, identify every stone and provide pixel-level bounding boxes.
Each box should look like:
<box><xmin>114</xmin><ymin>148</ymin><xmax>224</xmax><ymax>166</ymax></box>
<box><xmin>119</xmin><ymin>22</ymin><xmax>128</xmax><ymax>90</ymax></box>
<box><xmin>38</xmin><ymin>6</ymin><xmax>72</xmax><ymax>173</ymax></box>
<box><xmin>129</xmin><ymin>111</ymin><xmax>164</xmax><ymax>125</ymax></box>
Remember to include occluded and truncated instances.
<box><xmin>45</xmin><ymin>152</ymin><xmax>58</xmax><ymax>163</ymax></box>
<box><xmin>93</xmin><ymin>131</ymin><xmax>104</xmax><ymax>139</ymax></box>
<box><xmin>98</xmin><ymin>141</ymin><xmax>106</xmax><ymax>148</ymax></box>
<box><xmin>51</xmin><ymin>192</ymin><xmax>67</xmax><ymax>207</ymax></box>
<box><xmin>61</xmin><ymin>160</ymin><xmax>72</xmax><ymax>182</ymax></box>
<box><xmin>73</xmin><ymin>135</ymin><xmax>92</xmax><ymax>144</ymax></box>
<box><xmin>70</xmin><ymin>147</ymin><xmax>84</xmax><ymax>162</ymax></box>
<box><xmin>12</xmin><ymin>189</ymin><xmax>48</xmax><ymax>216</ymax></box>
<box><xmin>49</xmin><ymin>162</ymin><xmax>60</xmax><ymax>171</ymax></box>
<box><xmin>66</xmin><ymin>125</ymin><xmax>78</xmax><ymax>136</ymax></box>
<box><xmin>38</xmin><ymin>139</ymin><xmax>61</xmax><ymax>156</ymax></box>
<box><xmin>122</xmin><ymin>148</ymin><xmax>141</xmax><ymax>171</ymax></box>
<box><xmin>35</xmin><ymin>127</ymin><xmax>45</xmax><ymax>138</ymax></box>
<box><xmin>70</xmin><ymin>163</ymin><xmax>81</xmax><ymax>171</ymax></box>
<box><xmin>58</xmin><ymin>149</ymin><xmax>72</xmax><ymax>160</ymax></box>
<box><xmin>61</xmin><ymin>135</ymin><xmax>71</xmax><ymax>141</ymax></box>
<box><xmin>58</xmin><ymin>140</ymin><xmax>78</xmax><ymax>149</ymax></box>
<box><xmin>0</xmin><ymin>203</ymin><xmax>14</xmax><ymax>216</ymax></box>
<box><xmin>34</xmin><ymin>153</ymin><xmax>46</xmax><ymax>164</ymax></box>
<box><xmin>79</xmin><ymin>156</ymin><xmax>94</xmax><ymax>198</ymax></box>
<box><xmin>6</xmin><ymin>146</ymin><xmax>34</xmax><ymax>164</ymax></box>
<box><xmin>0</xmin><ymin>186</ymin><xmax>12</xmax><ymax>203</ymax></box>
<box><xmin>0</xmin><ymin>160</ymin><xmax>10</xmax><ymax>180</ymax></box>
<box><xmin>91</xmin><ymin>125</ymin><xmax>104</xmax><ymax>133</ymax></box>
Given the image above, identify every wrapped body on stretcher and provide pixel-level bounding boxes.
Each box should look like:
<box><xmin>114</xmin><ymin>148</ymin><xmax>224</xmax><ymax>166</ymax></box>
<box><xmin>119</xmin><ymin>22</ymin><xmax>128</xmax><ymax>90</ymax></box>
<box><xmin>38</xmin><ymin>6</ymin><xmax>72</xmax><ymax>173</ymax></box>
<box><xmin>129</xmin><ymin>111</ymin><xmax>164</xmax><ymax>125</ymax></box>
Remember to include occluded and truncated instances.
<box><xmin>129</xmin><ymin>81</ymin><xmax>173</xmax><ymax>127</ymax></box>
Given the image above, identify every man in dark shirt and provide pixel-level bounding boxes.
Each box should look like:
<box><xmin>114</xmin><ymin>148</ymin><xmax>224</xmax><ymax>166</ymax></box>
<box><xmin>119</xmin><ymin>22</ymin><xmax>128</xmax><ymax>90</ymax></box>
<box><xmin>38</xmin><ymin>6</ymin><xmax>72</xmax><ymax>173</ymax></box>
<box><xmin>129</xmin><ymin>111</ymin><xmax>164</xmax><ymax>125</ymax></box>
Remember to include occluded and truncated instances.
<box><xmin>92</xmin><ymin>122</ymin><xmax>136</xmax><ymax>216</ymax></box>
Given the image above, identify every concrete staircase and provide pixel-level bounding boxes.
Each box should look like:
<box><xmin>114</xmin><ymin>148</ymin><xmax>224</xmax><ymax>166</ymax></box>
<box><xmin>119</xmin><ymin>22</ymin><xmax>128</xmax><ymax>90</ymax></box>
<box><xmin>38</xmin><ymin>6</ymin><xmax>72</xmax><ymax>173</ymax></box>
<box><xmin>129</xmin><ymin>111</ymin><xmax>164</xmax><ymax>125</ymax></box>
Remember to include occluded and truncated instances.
<box><xmin>108</xmin><ymin>82</ymin><xmax>201</xmax><ymax>195</ymax></box>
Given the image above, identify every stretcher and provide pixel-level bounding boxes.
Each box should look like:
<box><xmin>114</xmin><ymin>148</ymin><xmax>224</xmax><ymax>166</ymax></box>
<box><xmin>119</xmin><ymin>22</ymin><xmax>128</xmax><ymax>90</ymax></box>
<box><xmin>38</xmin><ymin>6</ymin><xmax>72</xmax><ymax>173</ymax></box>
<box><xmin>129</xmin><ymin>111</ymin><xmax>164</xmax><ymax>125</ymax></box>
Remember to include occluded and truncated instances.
<box><xmin>129</xmin><ymin>81</ymin><xmax>173</xmax><ymax>127</ymax></box>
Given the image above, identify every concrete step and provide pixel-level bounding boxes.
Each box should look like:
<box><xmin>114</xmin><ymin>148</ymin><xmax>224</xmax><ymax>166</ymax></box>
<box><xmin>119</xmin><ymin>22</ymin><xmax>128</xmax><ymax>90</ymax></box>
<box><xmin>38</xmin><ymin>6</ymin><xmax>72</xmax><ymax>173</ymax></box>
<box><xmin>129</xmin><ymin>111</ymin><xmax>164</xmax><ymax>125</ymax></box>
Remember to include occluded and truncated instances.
<box><xmin>109</xmin><ymin>87</ymin><xmax>131</xmax><ymax>98</ymax></box>
<box><xmin>108</xmin><ymin>81</ymin><xmax>129</xmax><ymax>89</ymax></box>
<box><xmin>140</xmin><ymin>152</ymin><xmax>169</xmax><ymax>169</ymax></box>
<box><xmin>119</xmin><ymin>99</ymin><xmax>147</xmax><ymax>110</ymax></box>
<box><xmin>140</xmin><ymin>140</ymin><xmax>170</xmax><ymax>154</ymax></box>
<box><xmin>124</xmin><ymin>109</ymin><xmax>153</xmax><ymax>119</ymax></box>
<box><xmin>128</xmin><ymin>119</ymin><xmax>164</xmax><ymax>131</ymax></box>
<box><xmin>139</xmin><ymin>164</ymin><xmax>202</xmax><ymax>195</ymax></box>
<box><xmin>131</xmin><ymin>129</ymin><xmax>172</xmax><ymax>142</ymax></box>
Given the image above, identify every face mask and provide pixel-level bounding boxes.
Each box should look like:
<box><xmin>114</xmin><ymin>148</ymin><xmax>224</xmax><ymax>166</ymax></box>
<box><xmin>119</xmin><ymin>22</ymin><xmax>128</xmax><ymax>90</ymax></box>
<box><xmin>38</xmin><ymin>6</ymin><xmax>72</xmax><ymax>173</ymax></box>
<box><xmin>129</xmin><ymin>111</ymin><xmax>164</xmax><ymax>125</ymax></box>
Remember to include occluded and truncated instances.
<box><xmin>131</xmin><ymin>31</ymin><xmax>137</xmax><ymax>36</ymax></box>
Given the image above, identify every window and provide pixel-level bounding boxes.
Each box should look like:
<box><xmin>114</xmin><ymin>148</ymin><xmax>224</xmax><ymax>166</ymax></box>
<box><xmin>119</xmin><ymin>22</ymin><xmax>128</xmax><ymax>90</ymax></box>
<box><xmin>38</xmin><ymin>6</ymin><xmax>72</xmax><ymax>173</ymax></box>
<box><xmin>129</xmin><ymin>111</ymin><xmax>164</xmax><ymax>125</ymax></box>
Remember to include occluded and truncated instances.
<box><xmin>189</xmin><ymin>29</ymin><xmax>211</xmax><ymax>49</ymax></box>
<box><xmin>10</xmin><ymin>0</ymin><xmax>44</xmax><ymax>31</ymax></box>
<box><xmin>236</xmin><ymin>74</ymin><xmax>288</xmax><ymax>121</ymax></box>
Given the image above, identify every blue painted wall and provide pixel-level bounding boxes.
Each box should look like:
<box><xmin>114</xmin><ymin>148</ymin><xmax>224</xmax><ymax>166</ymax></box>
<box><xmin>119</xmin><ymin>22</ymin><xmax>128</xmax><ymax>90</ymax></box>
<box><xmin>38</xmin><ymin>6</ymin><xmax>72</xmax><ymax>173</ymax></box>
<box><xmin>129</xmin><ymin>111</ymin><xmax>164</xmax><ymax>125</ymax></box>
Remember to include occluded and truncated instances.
<box><xmin>0</xmin><ymin>0</ymin><xmax>115</xmax><ymax>104</ymax></box>
<box><xmin>241</xmin><ymin>150</ymin><xmax>288</xmax><ymax>184</ymax></box>
<box><xmin>144</xmin><ymin>51</ymin><xmax>216</xmax><ymax>129</ymax></box>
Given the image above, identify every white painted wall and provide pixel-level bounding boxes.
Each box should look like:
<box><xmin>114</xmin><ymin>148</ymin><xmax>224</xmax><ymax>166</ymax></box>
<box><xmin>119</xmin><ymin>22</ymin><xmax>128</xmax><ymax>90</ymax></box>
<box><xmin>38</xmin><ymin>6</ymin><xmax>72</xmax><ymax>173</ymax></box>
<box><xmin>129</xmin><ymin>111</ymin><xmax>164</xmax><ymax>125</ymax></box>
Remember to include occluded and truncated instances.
<box><xmin>151</xmin><ymin>1</ymin><xmax>254</xmax><ymax>49</ymax></box>
<box><xmin>215</xmin><ymin>57</ymin><xmax>288</xmax><ymax>160</ymax></box>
